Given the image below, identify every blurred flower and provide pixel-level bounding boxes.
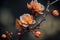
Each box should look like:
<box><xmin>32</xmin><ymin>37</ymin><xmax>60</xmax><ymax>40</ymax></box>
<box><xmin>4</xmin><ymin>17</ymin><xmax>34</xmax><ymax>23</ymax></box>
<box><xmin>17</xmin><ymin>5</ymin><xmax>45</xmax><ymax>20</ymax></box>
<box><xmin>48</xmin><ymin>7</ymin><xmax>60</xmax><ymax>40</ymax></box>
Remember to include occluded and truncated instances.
<box><xmin>20</xmin><ymin>14</ymin><xmax>36</xmax><ymax>26</ymax></box>
<box><xmin>52</xmin><ymin>10</ymin><xmax>59</xmax><ymax>16</ymax></box>
<box><xmin>17</xmin><ymin>32</ymin><xmax>21</xmax><ymax>35</ymax></box>
<box><xmin>35</xmin><ymin>31</ymin><xmax>41</xmax><ymax>38</ymax></box>
<box><xmin>1</xmin><ymin>34</ymin><xmax>6</xmax><ymax>38</ymax></box>
<box><xmin>16</xmin><ymin>14</ymin><xmax>36</xmax><ymax>28</ymax></box>
<box><xmin>27</xmin><ymin>0</ymin><xmax>45</xmax><ymax>14</ymax></box>
<box><xmin>16</xmin><ymin>19</ymin><xmax>23</xmax><ymax>31</ymax></box>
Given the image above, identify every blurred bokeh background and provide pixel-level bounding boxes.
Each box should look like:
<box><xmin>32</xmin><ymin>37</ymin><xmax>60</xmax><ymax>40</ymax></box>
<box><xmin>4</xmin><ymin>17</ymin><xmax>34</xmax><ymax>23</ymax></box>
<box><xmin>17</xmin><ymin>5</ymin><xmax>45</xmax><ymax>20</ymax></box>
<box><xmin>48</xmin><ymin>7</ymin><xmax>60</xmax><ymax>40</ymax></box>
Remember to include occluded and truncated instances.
<box><xmin>0</xmin><ymin>0</ymin><xmax>60</xmax><ymax>40</ymax></box>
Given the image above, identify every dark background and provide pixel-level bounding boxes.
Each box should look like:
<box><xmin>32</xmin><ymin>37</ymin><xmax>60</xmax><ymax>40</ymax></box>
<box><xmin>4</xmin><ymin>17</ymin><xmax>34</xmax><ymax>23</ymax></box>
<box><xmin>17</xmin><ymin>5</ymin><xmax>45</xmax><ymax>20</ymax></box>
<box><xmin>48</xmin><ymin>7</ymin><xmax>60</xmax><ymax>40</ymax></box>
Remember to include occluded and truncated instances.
<box><xmin>0</xmin><ymin>0</ymin><xmax>60</xmax><ymax>40</ymax></box>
